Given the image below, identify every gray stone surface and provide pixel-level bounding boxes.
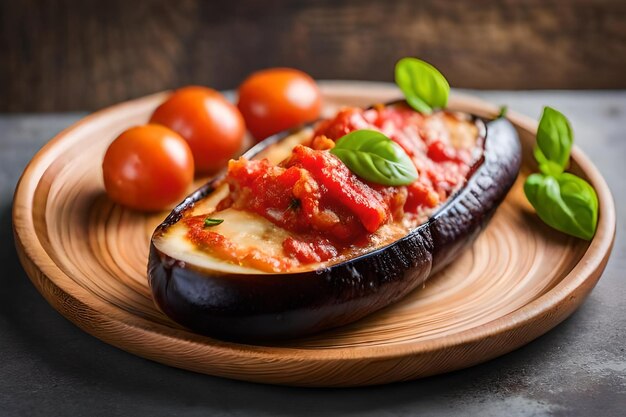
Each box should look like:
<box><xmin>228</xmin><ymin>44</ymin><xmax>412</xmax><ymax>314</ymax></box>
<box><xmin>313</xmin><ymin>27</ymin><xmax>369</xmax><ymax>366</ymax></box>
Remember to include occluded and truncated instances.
<box><xmin>0</xmin><ymin>91</ymin><xmax>624</xmax><ymax>417</ymax></box>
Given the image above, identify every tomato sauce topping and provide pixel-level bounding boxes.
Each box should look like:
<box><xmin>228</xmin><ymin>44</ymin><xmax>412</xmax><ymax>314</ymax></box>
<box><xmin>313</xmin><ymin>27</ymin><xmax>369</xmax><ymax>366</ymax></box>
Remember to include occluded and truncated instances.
<box><xmin>225</xmin><ymin>145</ymin><xmax>388</xmax><ymax>244</ymax></box>
<box><xmin>184</xmin><ymin>103</ymin><xmax>480</xmax><ymax>271</ymax></box>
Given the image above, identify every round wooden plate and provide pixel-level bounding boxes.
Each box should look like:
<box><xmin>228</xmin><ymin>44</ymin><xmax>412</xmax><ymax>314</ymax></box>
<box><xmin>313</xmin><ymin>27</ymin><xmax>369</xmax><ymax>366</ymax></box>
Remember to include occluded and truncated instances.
<box><xmin>13</xmin><ymin>82</ymin><xmax>615</xmax><ymax>387</ymax></box>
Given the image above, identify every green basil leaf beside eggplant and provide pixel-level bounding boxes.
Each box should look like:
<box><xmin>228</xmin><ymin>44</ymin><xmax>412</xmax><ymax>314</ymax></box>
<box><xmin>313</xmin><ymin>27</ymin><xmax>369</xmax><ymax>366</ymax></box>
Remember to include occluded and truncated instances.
<box><xmin>524</xmin><ymin>173</ymin><xmax>598</xmax><ymax>240</ymax></box>
<box><xmin>533</xmin><ymin>146</ymin><xmax>563</xmax><ymax>176</ymax></box>
<box><xmin>524</xmin><ymin>106</ymin><xmax>598</xmax><ymax>240</ymax></box>
<box><xmin>536</xmin><ymin>106</ymin><xmax>573</xmax><ymax>172</ymax></box>
<box><xmin>147</xmin><ymin>107</ymin><xmax>521</xmax><ymax>342</ymax></box>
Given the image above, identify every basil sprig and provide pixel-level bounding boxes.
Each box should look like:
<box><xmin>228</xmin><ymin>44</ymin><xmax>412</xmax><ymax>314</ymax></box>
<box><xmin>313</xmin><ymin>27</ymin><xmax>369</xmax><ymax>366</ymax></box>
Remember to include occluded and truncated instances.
<box><xmin>524</xmin><ymin>107</ymin><xmax>598</xmax><ymax>240</ymax></box>
<box><xmin>330</xmin><ymin>130</ymin><xmax>418</xmax><ymax>186</ymax></box>
<box><xmin>395</xmin><ymin>57</ymin><xmax>450</xmax><ymax>114</ymax></box>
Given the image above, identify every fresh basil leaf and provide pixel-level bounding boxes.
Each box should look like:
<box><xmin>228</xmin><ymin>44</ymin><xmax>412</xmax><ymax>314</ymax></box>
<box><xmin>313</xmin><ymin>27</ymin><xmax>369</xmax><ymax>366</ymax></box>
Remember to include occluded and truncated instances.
<box><xmin>533</xmin><ymin>146</ymin><xmax>548</xmax><ymax>166</ymax></box>
<box><xmin>534</xmin><ymin>146</ymin><xmax>563</xmax><ymax>176</ymax></box>
<box><xmin>405</xmin><ymin>95</ymin><xmax>433</xmax><ymax>114</ymax></box>
<box><xmin>497</xmin><ymin>105</ymin><xmax>508</xmax><ymax>119</ymax></box>
<box><xmin>204</xmin><ymin>217</ymin><xmax>224</xmax><ymax>227</ymax></box>
<box><xmin>523</xmin><ymin>173</ymin><xmax>598</xmax><ymax>240</ymax></box>
<box><xmin>330</xmin><ymin>130</ymin><xmax>418</xmax><ymax>186</ymax></box>
<box><xmin>537</xmin><ymin>106</ymin><xmax>573</xmax><ymax>170</ymax></box>
<box><xmin>556</xmin><ymin>172</ymin><xmax>598</xmax><ymax>239</ymax></box>
<box><xmin>395</xmin><ymin>57</ymin><xmax>449</xmax><ymax>114</ymax></box>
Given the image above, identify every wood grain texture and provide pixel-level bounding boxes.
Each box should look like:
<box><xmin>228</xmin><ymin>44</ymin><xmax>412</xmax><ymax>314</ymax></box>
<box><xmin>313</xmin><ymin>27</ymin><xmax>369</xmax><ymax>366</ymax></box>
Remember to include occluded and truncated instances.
<box><xmin>12</xmin><ymin>83</ymin><xmax>615</xmax><ymax>386</ymax></box>
<box><xmin>2</xmin><ymin>0</ymin><xmax>626</xmax><ymax>112</ymax></box>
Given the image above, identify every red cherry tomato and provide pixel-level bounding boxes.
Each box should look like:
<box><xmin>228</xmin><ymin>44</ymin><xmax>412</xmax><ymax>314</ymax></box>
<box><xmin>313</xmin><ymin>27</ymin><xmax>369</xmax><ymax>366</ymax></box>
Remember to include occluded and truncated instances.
<box><xmin>102</xmin><ymin>124</ymin><xmax>194</xmax><ymax>211</ymax></box>
<box><xmin>150</xmin><ymin>86</ymin><xmax>245</xmax><ymax>174</ymax></box>
<box><xmin>237</xmin><ymin>68</ymin><xmax>321</xmax><ymax>141</ymax></box>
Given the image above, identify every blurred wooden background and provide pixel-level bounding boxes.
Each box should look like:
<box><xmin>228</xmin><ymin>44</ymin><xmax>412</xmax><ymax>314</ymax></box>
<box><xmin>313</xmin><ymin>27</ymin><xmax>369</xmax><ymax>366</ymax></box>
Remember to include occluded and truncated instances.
<box><xmin>1</xmin><ymin>0</ymin><xmax>625</xmax><ymax>112</ymax></box>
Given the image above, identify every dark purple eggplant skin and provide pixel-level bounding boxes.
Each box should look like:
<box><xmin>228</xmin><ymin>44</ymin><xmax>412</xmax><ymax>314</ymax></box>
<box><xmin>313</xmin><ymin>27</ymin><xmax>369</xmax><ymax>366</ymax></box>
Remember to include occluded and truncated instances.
<box><xmin>148</xmin><ymin>113</ymin><xmax>521</xmax><ymax>342</ymax></box>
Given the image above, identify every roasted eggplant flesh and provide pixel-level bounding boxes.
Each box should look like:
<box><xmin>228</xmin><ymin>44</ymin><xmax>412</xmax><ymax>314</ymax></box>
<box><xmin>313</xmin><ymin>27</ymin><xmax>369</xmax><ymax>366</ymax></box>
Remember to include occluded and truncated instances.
<box><xmin>148</xmin><ymin>102</ymin><xmax>521</xmax><ymax>341</ymax></box>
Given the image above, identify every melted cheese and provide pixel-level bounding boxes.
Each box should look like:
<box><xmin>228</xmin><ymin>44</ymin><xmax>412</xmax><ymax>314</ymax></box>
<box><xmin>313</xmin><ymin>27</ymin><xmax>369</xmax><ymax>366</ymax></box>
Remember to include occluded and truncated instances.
<box><xmin>154</xmin><ymin>209</ymin><xmax>410</xmax><ymax>274</ymax></box>
<box><xmin>154</xmin><ymin>209</ymin><xmax>288</xmax><ymax>275</ymax></box>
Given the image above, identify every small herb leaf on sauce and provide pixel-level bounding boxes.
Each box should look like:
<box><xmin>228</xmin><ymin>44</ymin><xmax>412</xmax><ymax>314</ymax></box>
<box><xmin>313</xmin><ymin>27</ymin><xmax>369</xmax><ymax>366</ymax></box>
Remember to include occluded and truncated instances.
<box><xmin>524</xmin><ymin>108</ymin><xmax>598</xmax><ymax>240</ymax></box>
<box><xmin>395</xmin><ymin>57</ymin><xmax>450</xmax><ymax>114</ymax></box>
<box><xmin>203</xmin><ymin>217</ymin><xmax>224</xmax><ymax>227</ymax></box>
<box><xmin>330</xmin><ymin>129</ymin><xmax>418</xmax><ymax>186</ymax></box>
<box><xmin>286</xmin><ymin>198</ymin><xmax>300</xmax><ymax>211</ymax></box>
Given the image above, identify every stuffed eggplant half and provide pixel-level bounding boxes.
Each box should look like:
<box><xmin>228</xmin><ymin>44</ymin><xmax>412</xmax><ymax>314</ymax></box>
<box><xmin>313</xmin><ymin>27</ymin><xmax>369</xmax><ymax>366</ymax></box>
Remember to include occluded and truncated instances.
<box><xmin>148</xmin><ymin>101</ymin><xmax>521</xmax><ymax>342</ymax></box>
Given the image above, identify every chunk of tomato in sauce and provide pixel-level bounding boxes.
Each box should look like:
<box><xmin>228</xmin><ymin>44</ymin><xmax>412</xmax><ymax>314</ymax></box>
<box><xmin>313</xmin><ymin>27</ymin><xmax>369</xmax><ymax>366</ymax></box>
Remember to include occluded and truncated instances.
<box><xmin>285</xmin><ymin>145</ymin><xmax>388</xmax><ymax>233</ymax></box>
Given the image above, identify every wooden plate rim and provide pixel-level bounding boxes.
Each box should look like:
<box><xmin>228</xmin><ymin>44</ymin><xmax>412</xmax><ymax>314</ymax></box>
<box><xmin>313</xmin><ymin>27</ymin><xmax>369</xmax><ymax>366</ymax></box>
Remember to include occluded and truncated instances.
<box><xmin>12</xmin><ymin>83</ymin><xmax>616</xmax><ymax>365</ymax></box>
